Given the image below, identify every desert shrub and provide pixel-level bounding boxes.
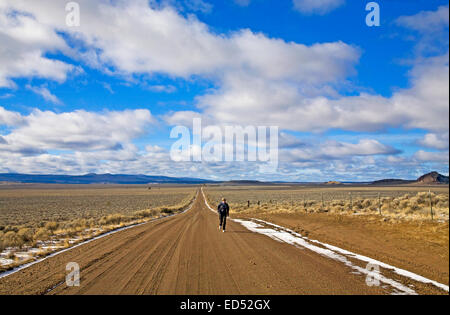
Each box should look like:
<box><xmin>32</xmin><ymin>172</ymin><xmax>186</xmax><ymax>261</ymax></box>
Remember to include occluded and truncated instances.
<box><xmin>86</xmin><ymin>218</ymin><xmax>96</xmax><ymax>228</ymax></box>
<box><xmin>63</xmin><ymin>228</ymin><xmax>79</xmax><ymax>238</ymax></box>
<box><xmin>4</xmin><ymin>226</ymin><xmax>18</xmax><ymax>233</ymax></box>
<box><xmin>3</xmin><ymin>231</ymin><xmax>22</xmax><ymax>248</ymax></box>
<box><xmin>399</xmin><ymin>200</ymin><xmax>409</xmax><ymax>209</ymax></box>
<box><xmin>161</xmin><ymin>208</ymin><xmax>173</xmax><ymax>214</ymax></box>
<box><xmin>335</xmin><ymin>200</ymin><xmax>345</xmax><ymax>207</ymax></box>
<box><xmin>73</xmin><ymin>219</ymin><xmax>88</xmax><ymax>229</ymax></box>
<box><xmin>134</xmin><ymin>209</ymin><xmax>158</xmax><ymax>218</ymax></box>
<box><xmin>354</xmin><ymin>200</ymin><xmax>364</xmax><ymax>210</ymax></box>
<box><xmin>99</xmin><ymin>214</ymin><xmax>128</xmax><ymax>226</ymax></box>
<box><xmin>391</xmin><ymin>200</ymin><xmax>400</xmax><ymax>210</ymax></box>
<box><xmin>44</xmin><ymin>221</ymin><xmax>59</xmax><ymax>233</ymax></box>
<box><xmin>408</xmin><ymin>196</ymin><xmax>419</xmax><ymax>206</ymax></box>
<box><xmin>17</xmin><ymin>228</ymin><xmax>34</xmax><ymax>243</ymax></box>
<box><xmin>405</xmin><ymin>202</ymin><xmax>421</xmax><ymax>213</ymax></box>
<box><xmin>361</xmin><ymin>199</ymin><xmax>372</xmax><ymax>208</ymax></box>
<box><xmin>34</xmin><ymin>228</ymin><xmax>50</xmax><ymax>241</ymax></box>
<box><xmin>415</xmin><ymin>192</ymin><xmax>428</xmax><ymax>204</ymax></box>
<box><xmin>435</xmin><ymin>194</ymin><xmax>449</xmax><ymax>208</ymax></box>
<box><xmin>0</xmin><ymin>231</ymin><xmax>4</xmax><ymax>251</ymax></box>
<box><xmin>62</xmin><ymin>218</ymin><xmax>94</xmax><ymax>231</ymax></box>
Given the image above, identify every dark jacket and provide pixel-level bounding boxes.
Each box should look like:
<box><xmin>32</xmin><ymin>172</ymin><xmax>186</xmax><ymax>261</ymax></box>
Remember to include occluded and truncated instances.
<box><xmin>218</xmin><ymin>202</ymin><xmax>229</xmax><ymax>216</ymax></box>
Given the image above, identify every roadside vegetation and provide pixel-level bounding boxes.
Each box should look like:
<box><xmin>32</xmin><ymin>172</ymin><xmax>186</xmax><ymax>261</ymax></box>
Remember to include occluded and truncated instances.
<box><xmin>205</xmin><ymin>185</ymin><xmax>449</xmax><ymax>222</ymax></box>
<box><xmin>0</xmin><ymin>185</ymin><xmax>197</xmax><ymax>271</ymax></box>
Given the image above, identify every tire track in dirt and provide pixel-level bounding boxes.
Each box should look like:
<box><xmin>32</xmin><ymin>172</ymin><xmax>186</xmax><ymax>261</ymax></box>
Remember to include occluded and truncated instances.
<box><xmin>57</xmin><ymin>205</ymin><xmax>196</xmax><ymax>295</ymax></box>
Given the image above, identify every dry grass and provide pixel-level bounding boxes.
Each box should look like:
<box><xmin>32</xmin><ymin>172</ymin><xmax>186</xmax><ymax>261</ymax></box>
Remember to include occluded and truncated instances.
<box><xmin>0</xmin><ymin>185</ymin><xmax>196</xmax><ymax>252</ymax></box>
<box><xmin>205</xmin><ymin>185</ymin><xmax>449</xmax><ymax>222</ymax></box>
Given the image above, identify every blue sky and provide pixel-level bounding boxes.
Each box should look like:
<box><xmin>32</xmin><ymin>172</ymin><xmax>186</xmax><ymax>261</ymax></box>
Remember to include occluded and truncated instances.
<box><xmin>0</xmin><ymin>0</ymin><xmax>448</xmax><ymax>181</ymax></box>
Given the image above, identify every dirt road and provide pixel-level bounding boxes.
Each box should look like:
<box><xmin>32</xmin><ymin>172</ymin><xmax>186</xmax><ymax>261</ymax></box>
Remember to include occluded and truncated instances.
<box><xmin>0</xmin><ymin>190</ymin><xmax>446</xmax><ymax>295</ymax></box>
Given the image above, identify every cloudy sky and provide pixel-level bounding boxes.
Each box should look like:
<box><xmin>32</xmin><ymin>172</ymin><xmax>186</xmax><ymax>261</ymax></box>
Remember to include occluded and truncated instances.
<box><xmin>0</xmin><ymin>0</ymin><xmax>448</xmax><ymax>182</ymax></box>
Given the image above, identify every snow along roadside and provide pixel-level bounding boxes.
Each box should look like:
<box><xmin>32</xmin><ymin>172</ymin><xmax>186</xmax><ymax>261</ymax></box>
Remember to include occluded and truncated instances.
<box><xmin>0</xmin><ymin>190</ymin><xmax>199</xmax><ymax>280</ymax></box>
<box><xmin>201</xmin><ymin>188</ymin><xmax>449</xmax><ymax>295</ymax></box>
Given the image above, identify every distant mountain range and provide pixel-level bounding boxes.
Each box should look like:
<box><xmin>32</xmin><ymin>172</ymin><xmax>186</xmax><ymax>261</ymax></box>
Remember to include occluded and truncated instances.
<box><xmin>0</xmin><ymin>173</ymin><xmax>213</xmax><ymax>185</ymax></box>
<box><xmin>416</xmin><ymin>171</ymin><xmax>449</xmax><ymax>184</ymax></box>
<box><xmin>370</xmin><ymin>171</ymin><xmax>449</xmax><ymax>185</ymax></box>
<box><xmin>0</xmin><ymin>171</ymin><xmax>448</xmax><ymax>185</ymax></box>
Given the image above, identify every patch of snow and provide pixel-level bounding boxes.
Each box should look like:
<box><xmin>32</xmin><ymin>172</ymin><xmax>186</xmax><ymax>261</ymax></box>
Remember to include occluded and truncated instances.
<box><xmin>253</xmin><ymin>218</ymin><xmax>449</xmax><ymax>293</ymax></box>
<box><xmin>0</xmin><ymin>258</ymin><xmax>14</xmax><ymax>266</ymax></box>
<box><xmin>234</xmin><ymin>218</ymin><xmax>417</xmax><ymax>295</ymax></box>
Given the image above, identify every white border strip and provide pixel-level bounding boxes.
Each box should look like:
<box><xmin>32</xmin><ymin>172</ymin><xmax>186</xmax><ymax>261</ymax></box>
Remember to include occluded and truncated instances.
<box><xmin>201</xmin><ymin>188</ymin><xmax>449</xmax><ymax>294</ymax></box>
<box><xmin>0</xmin><ymin>191</ymin><xmax>198</xmax><ymax>280</ymax></box>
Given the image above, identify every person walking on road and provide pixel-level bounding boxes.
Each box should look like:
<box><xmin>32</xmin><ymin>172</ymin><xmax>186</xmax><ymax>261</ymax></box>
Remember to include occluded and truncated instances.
<box><xmin>218</xmin><ymin>198</ymin><xmax>230</xmax><ymax>233</ymax></box>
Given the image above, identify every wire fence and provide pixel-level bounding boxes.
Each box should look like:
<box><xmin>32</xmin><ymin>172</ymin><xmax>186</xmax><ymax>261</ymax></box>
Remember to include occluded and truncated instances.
<box><xmin>208</xmin><ymin>189</ymin><xmax>449</xmax><ymax>221</ymax></box>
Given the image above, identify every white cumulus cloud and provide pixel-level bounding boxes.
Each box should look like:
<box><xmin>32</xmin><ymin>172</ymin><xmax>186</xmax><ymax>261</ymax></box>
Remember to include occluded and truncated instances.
<box><xmin>26</xmin><ymin>85</ymin><xmax>62</xmax><ymax>105</ymax></box>
<box><xmin>0</xmin><ymin>107</ymin><xmax>154</xmax><ymax>154</ymax></box>
<box><xmin>0</xmin><ymin>6</ymin><xmax>77</xmax><ymax>87</ymax></box>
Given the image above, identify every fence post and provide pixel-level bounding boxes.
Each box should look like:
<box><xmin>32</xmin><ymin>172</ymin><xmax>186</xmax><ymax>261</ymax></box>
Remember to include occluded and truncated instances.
<box><xmin>321</xmin><ymin>192</ymin><xmax>324</xmax><ymax>211</ymax></box>
<box><xmin>378</xmin><ymin>192</ymin><xmax>381</xmax><ymax>215</ymax></box>
<box><xmin>247</xmin><ymin>200</ymin><xmax>250</xmax><ymax>208</ymax></box>
<box><xmin>429</xmin><ymin>190</ymin><xmax>434</xmax><ymax>220</ymax></box>
<box><xmin>349</xmin><ymin>192</ymin><xmax>353</xmax><ymax>212</ymax></box>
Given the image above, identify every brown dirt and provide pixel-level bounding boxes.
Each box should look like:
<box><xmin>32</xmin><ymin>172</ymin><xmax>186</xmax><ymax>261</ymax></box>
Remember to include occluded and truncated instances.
<box><xmin>0</xmin><ymin>191</ymin><xmax>446</xmax><ymax>295</ymax></box>
<box><xmin>236</xmin><ymin>211</ymin><xmax>449</xmax><ymax>287</ymax></box>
